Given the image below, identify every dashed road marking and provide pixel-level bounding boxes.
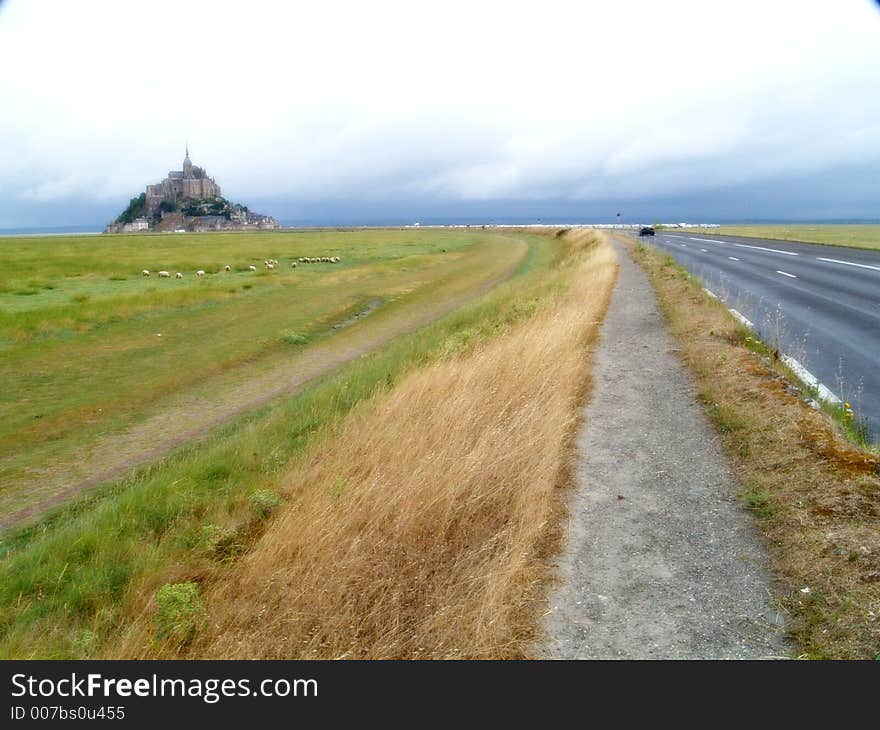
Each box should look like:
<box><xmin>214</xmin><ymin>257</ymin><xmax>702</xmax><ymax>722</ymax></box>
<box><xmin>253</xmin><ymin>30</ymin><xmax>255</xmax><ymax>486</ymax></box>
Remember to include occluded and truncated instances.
<box><xmin>700</xmin><ymin>248</ymin><xmax>707</xmax><ymax>252</ymax></box>
<box><xmin>735</xmin><ymin>243</ymin><xmax>799</xmax><ymax>256</ymax></box>
<box><xmin>816</xmin><ymin>257</ymin><xmax>880</xmax><ymax>272</ymax></box>
<box><xmin>690</xmin><ymin>237</ymin><xmax>725</xmax><ymax>244</ymax></box>
<box><xmin>776</xmin><ymin>270</ymin><xmax>797</xmax><ymax>278</ymax></box>
<box><xmin>728</xmin><ymin>256</ymin><xmax>740</xmax><ymax>261</ymax></box>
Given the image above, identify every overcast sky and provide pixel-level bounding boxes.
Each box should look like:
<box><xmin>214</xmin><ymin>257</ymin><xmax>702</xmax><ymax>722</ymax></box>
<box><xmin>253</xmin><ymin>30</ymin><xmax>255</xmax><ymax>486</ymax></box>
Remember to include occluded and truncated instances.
<box><xmin>1</xmin><ymin>0</ymin><xmax>879</xmax><ymax>227</ymax></box>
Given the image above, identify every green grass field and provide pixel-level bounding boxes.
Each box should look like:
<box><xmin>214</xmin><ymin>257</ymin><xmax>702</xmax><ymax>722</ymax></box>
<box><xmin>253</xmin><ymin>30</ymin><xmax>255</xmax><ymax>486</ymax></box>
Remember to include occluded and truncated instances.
<box><xmin>0</xmin><ymin>229</ymin><xmax>524</xmax><ymax>519</ymax></box>
<box><xmin>679</xmin><ymin>224</ymin><xmax>880</xmax><ymax>251</ymax></box>
<box><xmin>0</xmin><ymin>226</ymin><xmax>569</xmax><ymax>658</ymax></box>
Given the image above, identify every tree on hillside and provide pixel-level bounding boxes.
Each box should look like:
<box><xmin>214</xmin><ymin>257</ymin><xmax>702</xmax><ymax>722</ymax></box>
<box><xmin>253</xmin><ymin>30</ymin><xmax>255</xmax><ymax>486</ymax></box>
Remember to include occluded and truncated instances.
<box><xmin>115</xmin><ymin>193</ymin><xmax>147</xmax><ymax>224</ymax></box>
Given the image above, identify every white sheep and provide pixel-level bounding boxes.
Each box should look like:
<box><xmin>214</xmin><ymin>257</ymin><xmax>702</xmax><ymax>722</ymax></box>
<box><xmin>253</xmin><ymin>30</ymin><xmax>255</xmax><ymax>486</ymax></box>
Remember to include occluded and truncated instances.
<box><xmin>196</xmin><ymin>270</ymin><xmax>205</xmax><ymax>277</ymax></box>
<box><xmin>142</xmin><ymin>269</ymin><xmax>150</xmax><ymax>277</ymax></box>
<box><xmin>158</xmin><ymin>270</ymin><xmax>170</xmax><ymax>278</ymax></box>
<box><xmin>266</xmin><ymin>263</ymin><xmax>275</xmax><ymax>270</ymax></box>
<box><xmin>224</xmin><ymin>265</ymin><xmax>231</xmax><ymax>272</ymax></box>
<box><xmin>291</xmin><ymin>261</ymin><xmax>297</xmax><ymax>268</ymax></box>
<box><xmin>175</xmin><ymin>272</ymin><xmax>183</xmax><ymax>279</ymax></box>
<box><xmin>248</xmin><ymin>265</ymin><xmax>257</xmax><ymax>271</ymax></box>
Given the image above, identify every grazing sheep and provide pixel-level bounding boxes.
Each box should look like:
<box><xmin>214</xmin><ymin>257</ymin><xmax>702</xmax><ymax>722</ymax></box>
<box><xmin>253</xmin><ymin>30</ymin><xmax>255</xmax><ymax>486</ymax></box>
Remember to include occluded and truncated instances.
<box><xmin>266</xmin><ymin>263</ymin><xmax>275</xmax><ymax>270</ymax></box>
<box><xmin>248</xmin><ymin>265</ymin><xmax>257</xmax><ymax>271</ymax></box>
<box><xmin>196</xmin><ymin>270</ymin><xmax>205</xmax><ymax>277</ymax></box>
<box><xmin>224</xmin><ymin>265</ymin><xmax>231</xmax><ymax>272</ymax></box>
<box><xmin>175</xmin><ymin>272</ymin><xmax>183</xmax><ymax>279</ymax></box>
<box><xmin>158</xmin><ymin>270</ymin><xmax>170</xmax><ymax>278</ymax></box>
<box><xmin>142</xmin><ymin>269</ymin><xmax>150</xmax><ymax>277</ymax></box>
<box><xmin>331</xmin><ymin>256</ymin><xmax>340</xmax><ymax>263</ymax></box>
<box><xmin>290</xmin><ymin>261</ymin><xmax>297</xmax><ymax>268</ymax></box>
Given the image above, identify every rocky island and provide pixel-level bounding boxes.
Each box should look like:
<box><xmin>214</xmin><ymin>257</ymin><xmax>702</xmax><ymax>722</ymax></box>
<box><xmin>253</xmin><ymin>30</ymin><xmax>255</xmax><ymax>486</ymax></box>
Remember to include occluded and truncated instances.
<box><xmin>105</xmin><ymin>147</ymin><xmax>279</xmax><ymax>233</ymax></box>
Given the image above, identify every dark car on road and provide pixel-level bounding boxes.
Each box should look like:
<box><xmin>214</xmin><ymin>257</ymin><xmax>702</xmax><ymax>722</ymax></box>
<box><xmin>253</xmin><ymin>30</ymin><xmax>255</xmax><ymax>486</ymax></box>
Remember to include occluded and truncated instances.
<box><xmin>639</xmin><ymin>226</ymin><xmax>655</xmax><ymax>236</ymax></box>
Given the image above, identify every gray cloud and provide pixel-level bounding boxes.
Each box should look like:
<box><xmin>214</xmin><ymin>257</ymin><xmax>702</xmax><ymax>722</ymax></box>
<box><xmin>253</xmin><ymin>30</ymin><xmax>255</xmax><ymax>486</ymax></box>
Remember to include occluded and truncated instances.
<box><xmin>1</xmin><ymin>0</ymin><xmax>879</xmax><ymax>228</ymax></box>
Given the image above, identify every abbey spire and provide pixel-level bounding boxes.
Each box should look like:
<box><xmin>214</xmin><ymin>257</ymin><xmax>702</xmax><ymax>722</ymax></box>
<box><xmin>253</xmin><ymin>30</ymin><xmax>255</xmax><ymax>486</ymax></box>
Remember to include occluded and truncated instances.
<box><xmin>183</xmin><ymin>144</ymin><xmax>193</xmax><ymax>179</ymax></box>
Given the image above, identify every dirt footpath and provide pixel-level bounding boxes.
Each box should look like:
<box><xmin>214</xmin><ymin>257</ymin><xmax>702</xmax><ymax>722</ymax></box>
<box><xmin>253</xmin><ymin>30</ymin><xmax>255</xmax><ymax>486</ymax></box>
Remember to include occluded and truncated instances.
<box><xmin>540</xmin><ymin>237</ymin><xmax>790</xmax><ymax>659</ymax></box>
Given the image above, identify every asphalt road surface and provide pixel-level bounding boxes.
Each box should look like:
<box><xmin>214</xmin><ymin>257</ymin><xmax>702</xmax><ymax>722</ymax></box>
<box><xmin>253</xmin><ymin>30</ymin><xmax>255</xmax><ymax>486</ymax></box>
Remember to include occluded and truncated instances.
<box><xmin>635</xmin><ymin>231</ymin><xmax>880</xmax><ymax>441</ymax></box>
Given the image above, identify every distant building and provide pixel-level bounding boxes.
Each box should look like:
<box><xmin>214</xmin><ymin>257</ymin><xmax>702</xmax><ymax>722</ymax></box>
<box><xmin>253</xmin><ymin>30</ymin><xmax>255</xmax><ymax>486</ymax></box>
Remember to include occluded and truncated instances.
<box><xmin>145</xmin><ymin>146</ymin><xmax>222</xmax><ymax>216</ymax></box>
<box><xmin>122</xmin><ymin>217</ymin><xmax>150</xmax><ymax>232</ymax></box>
<box><xmin>105</xmin><ymin>146</ymin><xmax>280</xmax><ymax>233</ymax></box>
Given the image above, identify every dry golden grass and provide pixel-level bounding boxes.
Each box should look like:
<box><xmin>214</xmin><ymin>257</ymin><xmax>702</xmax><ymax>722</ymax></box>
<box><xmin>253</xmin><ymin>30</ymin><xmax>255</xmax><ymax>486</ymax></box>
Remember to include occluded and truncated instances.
<box><xmin>118</xmin><ymin>229</ymin><xmax>618</xmax><ymax>659</ymax></box>
<box><xmin>630</xmin><ymin>238</ymin><xmax>880</xmax><ymax>659</ymax></box>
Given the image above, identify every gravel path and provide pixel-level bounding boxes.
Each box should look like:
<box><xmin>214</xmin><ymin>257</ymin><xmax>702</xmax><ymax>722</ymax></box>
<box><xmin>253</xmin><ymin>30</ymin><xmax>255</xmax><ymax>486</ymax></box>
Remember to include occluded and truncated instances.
<box><xmin>540</xmin><ymin>237</ymin><xmax>790</xmax><ymax>659</ymax></box>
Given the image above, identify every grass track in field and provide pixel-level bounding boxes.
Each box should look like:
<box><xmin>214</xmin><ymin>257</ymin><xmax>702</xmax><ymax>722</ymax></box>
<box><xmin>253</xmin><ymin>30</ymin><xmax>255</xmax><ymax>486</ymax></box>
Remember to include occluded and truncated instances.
<box><xmin>0</xmin><ymin>229</ymin><xmax>520</xmax><ymax>518</ymax></box>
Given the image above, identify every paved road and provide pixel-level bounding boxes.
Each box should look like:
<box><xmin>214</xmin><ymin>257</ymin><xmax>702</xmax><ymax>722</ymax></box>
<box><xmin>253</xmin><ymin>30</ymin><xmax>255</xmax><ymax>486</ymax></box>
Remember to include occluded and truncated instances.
<box><xmin>540</xmin><ymin>238</ymin><xmax>789</xmax><ymax>659</ymax></box>
<box><xmin>636</xmin><ymin>231</ymin><xmax>880</xmax><ymax>441</ymax></box>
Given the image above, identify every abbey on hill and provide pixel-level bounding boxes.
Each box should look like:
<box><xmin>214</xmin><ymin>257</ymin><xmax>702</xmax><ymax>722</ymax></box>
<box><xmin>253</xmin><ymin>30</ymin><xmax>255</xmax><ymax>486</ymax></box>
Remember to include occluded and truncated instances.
<box><xmin>105</xmin><ymin>147</ymin><xmax>279</xmax><ymax>233</ymax></box>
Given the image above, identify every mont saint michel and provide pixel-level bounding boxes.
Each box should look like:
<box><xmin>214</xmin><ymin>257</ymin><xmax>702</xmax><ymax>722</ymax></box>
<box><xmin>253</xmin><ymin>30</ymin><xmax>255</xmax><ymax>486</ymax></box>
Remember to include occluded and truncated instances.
<box><xmin>105</xmin><ymin>147</ymin><xmax>279</xmax><ymax>233</ymax></box>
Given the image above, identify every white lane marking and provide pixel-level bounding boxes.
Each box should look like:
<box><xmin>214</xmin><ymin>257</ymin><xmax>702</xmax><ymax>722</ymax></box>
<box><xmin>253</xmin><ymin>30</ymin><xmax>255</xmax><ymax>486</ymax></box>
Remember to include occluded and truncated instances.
<box><xmin>816</xmin><ymin>257</ymin><xmax>880</xmax><ymax>272</ymax></box>
<box><xmin>728</xmin><ymin>256</ymin><xmax>740</xmax><ymax>261</ymax></box>
<box><xmin>781</xmin><ymin>355</ymin><xmax>841</xmax><ymax>405</ymax></box>
<box><xmin>776</xmin><ymin>270</ymin><xmax>797</xmax><ymax>278</ymax></box>
<box><xmin>735</xmin><ymin>243</ymin><xmax>799</xmax><ymax>256</ymax></box>
<box><xmin>703</xmin><ymin>288</ymin><xmax>718</xmax><ymax>299</ymax></box>
<box><xmin>681</xmin><ymin>244</ymin><xmax>687</xmax><ymax>247</ymax></box>
<box><xmin>729</xmin><ymin>309</ymin><xmax>753</xmax><ymax>328</ymax></box>
<box><xmin>690</xmin><ymin>237</ymin><xmax>725</xmax><ymax>243</ymax></box>
<box><xmin>700</xmin><ymin>248</ymin><xmax>707</xmax><ymax>252</ymax></box>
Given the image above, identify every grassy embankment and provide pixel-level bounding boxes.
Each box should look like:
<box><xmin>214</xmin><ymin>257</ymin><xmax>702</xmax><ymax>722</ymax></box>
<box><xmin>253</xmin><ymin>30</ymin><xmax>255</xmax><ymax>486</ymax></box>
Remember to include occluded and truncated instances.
<box><xmin>630</xmin><ymin>238</ymin><xmax>880</xmax><ymax>659</ymax></box>
<box><xmin>0</xmin><ymin>229</ymin><xmax>510</xmax><ymax>519</ymax></box>
<box><xmin>680</xmin><ymin>224</ymin><xmax>880</xmax><ymax>251</ymax></box>
<box><xmin>0</xmin><ymin>229</ymin><xmax>615</xmax><ymax>659</ymax></box>
<box><xmin>116</xmin><ymin>228</ymin><xmax>617</xmax><ymax>659</ymax></box>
